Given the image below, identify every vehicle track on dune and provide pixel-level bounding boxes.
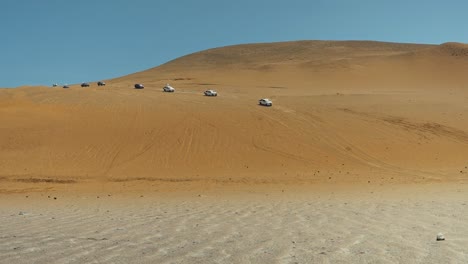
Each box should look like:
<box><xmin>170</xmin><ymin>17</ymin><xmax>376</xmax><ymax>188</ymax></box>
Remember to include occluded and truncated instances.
<box><xmin>180</xmin><ymin>118</ymin><xmax>196</xmax><ymax>163</ymax></box>
<box><xmin>102</xmin><ymin>103</ymin><xmax>144</xmax><ymax>177</ymax></box>
<box><xmin>102</xmin><ymin>101</ymin><xmax>187</xmax><ymax>178</ymax></box>
<box><xmin>250</xmin><ymin>137</ymin><xmax>312</xmax><ymax>164</ymax></box>
<box><xmin>174</xmin><ymin>112</ymin><xmax>220</xmax><ymax>165</ymax></box>
<box><xmin>248</xmin><ymin>105</ymin><xmax>319</xmax><ymax>165</ymax></box>
<box><xmin>251</xmin><ymin>102</ymin><xmax>419</xmax><ymax>176</ymax></box>
<box><xmin>290</xmin><ymin>108</ymin><xmax>448</xmax><ymax>179</ymax></box>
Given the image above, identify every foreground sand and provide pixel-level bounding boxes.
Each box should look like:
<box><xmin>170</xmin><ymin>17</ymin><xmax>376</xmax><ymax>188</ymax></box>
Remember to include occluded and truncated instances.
<box><xmin>1</xmin><ymin>183</ymin><xmax>468</xmax><ymax>264</ymax></box>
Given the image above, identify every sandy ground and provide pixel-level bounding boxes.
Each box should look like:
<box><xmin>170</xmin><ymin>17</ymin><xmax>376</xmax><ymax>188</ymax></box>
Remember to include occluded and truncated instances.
<box><xmin>2</xmin><ymin>40</ymin><xmax>468</xmax><ymax>263</ymax></box>
<box><xmin>1</xmin><ymin>183</ymin><xmax>468</xmax><ymax>264</ymax></box>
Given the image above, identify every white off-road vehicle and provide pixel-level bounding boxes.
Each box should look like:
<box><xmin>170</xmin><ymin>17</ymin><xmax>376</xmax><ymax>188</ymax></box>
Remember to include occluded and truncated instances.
<box><xmin>163</xmin><ymin>84</ymin><xmax>175</xmax><ymax>92</ymax></box>
<box><xmin>204</xmin><ymin>90</ymin><xmax>217</xmax><ymax>96</ymax></box>
<box><xmin>259</xmin><ymin>98</ymin><xmax>272</xmax><ymax>106</ymax></box>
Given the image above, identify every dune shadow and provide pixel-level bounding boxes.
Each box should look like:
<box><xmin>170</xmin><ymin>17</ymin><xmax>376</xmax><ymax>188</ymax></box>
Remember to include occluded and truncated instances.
<box><xmin>16</xmin><ymin>178</ymin><xmax>77</xmax><ymax>184</ymax></box>
<box><xmin>110</xmin><ymin>177</ymin><xmax>195</xmax><ymax>183</ymax></box>
<box><xmin>191</xmin><ymin>83</ymin><xmax>217</xmax><ymax>86</ymax></box>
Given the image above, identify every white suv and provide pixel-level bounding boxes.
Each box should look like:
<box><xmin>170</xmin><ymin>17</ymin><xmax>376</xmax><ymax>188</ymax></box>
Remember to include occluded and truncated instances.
<box><xmin>204</xmin><ymin>90</ymin><xmax>217</xmax><ymax>96</ymax></box>
<box><xmin>259</xmin><ymin>98</ymin><xmax>272</xmax><ymax>106</ymax></box>
<box><xmin>163</xmin><ymin>84</ymin><xmax>175</xmax><ymax>92</ymax></box>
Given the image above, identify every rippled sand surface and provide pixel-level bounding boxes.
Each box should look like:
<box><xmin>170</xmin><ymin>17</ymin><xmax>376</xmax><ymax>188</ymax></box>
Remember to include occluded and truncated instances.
<box><xmin>1</xmin><ymin>184</ymin><xmax>467</xmax><ymax>264</ymax></box>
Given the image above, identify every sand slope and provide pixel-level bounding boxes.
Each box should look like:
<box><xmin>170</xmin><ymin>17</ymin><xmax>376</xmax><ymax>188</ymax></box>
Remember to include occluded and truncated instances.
<box><xmin>2</xmin><ymin>40</ymin><xmax>468</xmax><ymax>190</ymax></box>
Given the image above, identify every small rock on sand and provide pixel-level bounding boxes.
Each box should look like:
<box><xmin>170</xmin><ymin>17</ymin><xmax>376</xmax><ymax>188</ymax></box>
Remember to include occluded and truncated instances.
<box><xmin>436</xmin><ymin>233</ymin><xmax>445</xmax><ymax>241</ymax></box>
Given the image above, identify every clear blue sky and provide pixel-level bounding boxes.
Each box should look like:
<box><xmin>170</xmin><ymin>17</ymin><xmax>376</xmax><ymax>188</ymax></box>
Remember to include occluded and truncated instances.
<box><xmin>1</xmin><ymin>0</ymin><xmax>467</xmax><ymax>87</ymax></box>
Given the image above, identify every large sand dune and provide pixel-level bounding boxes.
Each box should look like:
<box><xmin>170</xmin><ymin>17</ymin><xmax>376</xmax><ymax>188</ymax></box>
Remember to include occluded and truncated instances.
<box><xmin>2</xmin><ymin>40</ymin><xmax>468</xmax><ymax>191</ymax></box>
<box><xmin>3</xmin><ymin>40</ymin><xmax>468</xmax><ymax>263</ymax></box>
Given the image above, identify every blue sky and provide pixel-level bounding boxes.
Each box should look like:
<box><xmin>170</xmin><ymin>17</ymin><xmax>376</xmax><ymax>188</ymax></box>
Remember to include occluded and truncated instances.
<box><xmin>1</xmin><ymin>0</ymin><xmax>467</xmax><ymax>87</ymax></box>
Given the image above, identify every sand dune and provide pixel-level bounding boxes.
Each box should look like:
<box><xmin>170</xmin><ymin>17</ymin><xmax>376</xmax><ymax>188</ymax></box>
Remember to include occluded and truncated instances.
<box><xmin>2</xmin><ymin>40</ymin><xmax>468</xmax><ymax>263</ymax></box>
<box><xmin>2</xmin><ymin>40</ymin><xmax>468</xmax><ymax>191</ymax></box>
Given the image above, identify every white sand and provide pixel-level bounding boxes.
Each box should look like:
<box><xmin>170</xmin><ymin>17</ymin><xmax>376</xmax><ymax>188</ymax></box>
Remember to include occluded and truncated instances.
<box><xmin>1</xmin><ymin>183</ymin><xmax>467</xmax><ymax>264</ymax></box>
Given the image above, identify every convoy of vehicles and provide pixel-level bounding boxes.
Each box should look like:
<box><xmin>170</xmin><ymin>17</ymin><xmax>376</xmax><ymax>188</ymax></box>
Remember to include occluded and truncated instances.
<box><xmin>55</xmin><ymin>81</ymin><xmax>272</xmax><ymax>107</ymax></box>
